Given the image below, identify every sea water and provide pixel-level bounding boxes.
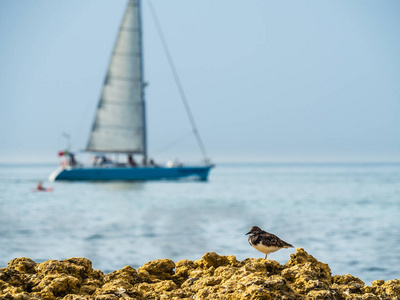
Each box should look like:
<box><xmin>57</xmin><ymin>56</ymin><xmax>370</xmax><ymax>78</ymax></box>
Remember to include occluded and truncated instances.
<box><xmin>0</xmin><ymin>163</ymin><xmax>399</xmax><ymax>284</ymax></box>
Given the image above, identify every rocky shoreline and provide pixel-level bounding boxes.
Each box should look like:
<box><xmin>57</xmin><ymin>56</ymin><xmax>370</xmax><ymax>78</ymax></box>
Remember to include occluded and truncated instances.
<box><xmin>1</xmin><ymin>248</ymin><xmax>399</xmax><ymax>299</ymax></box>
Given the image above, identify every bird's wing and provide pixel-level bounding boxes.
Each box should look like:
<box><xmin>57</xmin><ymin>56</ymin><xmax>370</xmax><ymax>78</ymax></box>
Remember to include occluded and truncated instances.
<box><xmin>263</xmin><ymin>233</ymin><xmax>293</xmax><ymax>248</ymax></box>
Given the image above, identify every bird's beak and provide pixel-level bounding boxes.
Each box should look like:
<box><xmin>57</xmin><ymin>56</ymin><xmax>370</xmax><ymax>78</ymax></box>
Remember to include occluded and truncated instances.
<box><xmin>245</xmin><ymin>231</ymin><xmax>251</xmax><ymax>235</ymax></box>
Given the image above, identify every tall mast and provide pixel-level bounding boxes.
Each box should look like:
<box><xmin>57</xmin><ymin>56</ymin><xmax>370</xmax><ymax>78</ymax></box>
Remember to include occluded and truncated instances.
<box><xmin>138</xmin><ymin>0</ymin><xmax>147</xmax><ymax>163</ymax></box>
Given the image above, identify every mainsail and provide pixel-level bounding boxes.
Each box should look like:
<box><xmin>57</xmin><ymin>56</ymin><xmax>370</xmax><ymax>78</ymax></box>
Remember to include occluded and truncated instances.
<box><xmin>86</xmin><ymin>0</ymin><xmax>146</xmax><ymax>156</ymax></box>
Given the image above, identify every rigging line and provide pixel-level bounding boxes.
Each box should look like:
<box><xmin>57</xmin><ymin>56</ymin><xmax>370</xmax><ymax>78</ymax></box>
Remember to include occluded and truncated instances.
<box><xmin>153</xmin><ymin>131</ymin><xmax>194</xmax><ymax>155</ymax></box>
<box><xmin>147</xmin><ymin>0</ymin><xmax>210</xmax><ymax>164</ymax></box>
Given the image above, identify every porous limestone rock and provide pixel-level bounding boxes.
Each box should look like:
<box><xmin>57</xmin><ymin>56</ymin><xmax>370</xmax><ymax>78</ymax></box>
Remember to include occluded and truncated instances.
<box><xmin>1</xmin><ymin>249</ymin><xmax>399</xmax><ymax>300</ymax></box>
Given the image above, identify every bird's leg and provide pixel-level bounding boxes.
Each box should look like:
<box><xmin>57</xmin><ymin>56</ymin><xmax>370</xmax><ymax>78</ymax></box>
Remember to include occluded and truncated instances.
<box><xmin>264</xmin><ymin>254</ymin><xmax>267</xmax><ymax>259</ymax></box>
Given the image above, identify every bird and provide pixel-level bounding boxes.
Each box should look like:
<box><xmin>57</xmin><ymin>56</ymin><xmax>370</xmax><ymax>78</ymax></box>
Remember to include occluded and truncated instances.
<box><xmin>246</xmin><ymin>226</ymin><xmax>293</xmax><ymax>259</ymax></box>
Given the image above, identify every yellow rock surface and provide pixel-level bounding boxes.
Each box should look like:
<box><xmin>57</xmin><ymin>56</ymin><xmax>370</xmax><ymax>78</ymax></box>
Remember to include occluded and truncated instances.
<box><xmin>0</xmin><ymin>248</ymin><xmax>399</xmax><ymax>300</ymax></box>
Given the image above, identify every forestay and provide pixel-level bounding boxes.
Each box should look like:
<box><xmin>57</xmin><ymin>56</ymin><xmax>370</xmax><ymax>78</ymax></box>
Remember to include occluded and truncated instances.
<box><xmin>86</xmin><ymin>0</ymin><xmax>146</xmax><ymax>154</ymax></box>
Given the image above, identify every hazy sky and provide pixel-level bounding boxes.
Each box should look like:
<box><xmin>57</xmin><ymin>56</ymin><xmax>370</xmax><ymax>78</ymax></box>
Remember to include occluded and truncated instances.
<box><xmin>1</xmin><ymin>0</ymin><xmax>399</xmax><ymax>163</ymax></box>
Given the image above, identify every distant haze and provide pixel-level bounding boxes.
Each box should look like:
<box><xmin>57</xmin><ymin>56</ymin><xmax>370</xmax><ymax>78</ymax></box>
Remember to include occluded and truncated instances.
<box><xmin>1</xmin><ymin>0</ymin><xmax>399</xmax><ymax>163</ymax></box>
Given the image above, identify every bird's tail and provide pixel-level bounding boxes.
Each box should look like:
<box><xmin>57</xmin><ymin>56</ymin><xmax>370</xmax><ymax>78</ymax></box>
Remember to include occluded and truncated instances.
<box><xmin>283</xmin><ymin>242</ymin><xmax>294</xmax><ymax>248</ymax></box>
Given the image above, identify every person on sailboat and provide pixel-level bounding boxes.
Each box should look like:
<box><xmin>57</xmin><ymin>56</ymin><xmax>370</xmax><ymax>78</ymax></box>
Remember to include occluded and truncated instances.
<box><xmin>98</xmin><ymin>155</ymin><xmax>114</xmax><ymax>165</ymax></box>
<box><xmin>68</xmin><ymin>153</ymin><xmax>78</xmax><ymax>167</ymax></box>
<box><xmin>149</xmin><ymin>159</ymin><xmax>160</xmax><ymax>167</ymax></box>
<box><xmin>127</xmin><ymin>154</ymin><xmax>138</xmax><ymax>167</ymax></box>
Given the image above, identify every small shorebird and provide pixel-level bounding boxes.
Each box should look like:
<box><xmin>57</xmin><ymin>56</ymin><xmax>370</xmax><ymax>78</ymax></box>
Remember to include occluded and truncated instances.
<box><xmin>246</xmin><ymin>226</ymin><xmax>293</xmax><ymax>259</ymax></box>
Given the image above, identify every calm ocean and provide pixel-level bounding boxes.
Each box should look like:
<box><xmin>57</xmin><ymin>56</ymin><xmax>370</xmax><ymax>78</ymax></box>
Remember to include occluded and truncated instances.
<box><xmin>0</xmin><ymin>163</ymin><xmax>399</xmax><ymax>284</ymax></box>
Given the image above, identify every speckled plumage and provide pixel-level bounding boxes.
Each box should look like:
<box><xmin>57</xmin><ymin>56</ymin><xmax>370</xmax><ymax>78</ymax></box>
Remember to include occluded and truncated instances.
<box><xmin>246</xmin><ymin>226</ymin><xmax>293</xmax><ymax>259</ymax></box>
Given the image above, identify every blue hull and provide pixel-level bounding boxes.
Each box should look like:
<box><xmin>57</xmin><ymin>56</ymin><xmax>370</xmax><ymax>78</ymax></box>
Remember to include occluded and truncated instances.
<box><xmin>49</xmin><ymin>165</ymin><xmax>213</xmax><ymax>181</ymax></box>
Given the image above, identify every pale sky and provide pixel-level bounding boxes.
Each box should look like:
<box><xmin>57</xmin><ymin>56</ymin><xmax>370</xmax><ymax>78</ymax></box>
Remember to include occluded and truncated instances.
<box><xmin>1</xmin><ymin>0</ymin><xmax>399</xmax><ymax>163</ymax></box>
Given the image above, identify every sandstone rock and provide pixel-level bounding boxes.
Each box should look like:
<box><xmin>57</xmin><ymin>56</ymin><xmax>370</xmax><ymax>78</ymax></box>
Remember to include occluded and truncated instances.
<box><xmin>375</xmin><ymin>279</ymin><xmax>400</xmax><ymax>298</ymax></box>
<box><xmin>332</xmin><ymin>273</ymin><xmax>365</xmax><ymax>296</ymax></box>
<box><xmin>7</xmin><ymin>258</ymin><xmax>36</xmax><ymax>274</ymax></box>
<box><xmin>137</xmin><ymin>259</ymin><xmax>175</xmax><ymax>282</ymax></box>
<box><xmin>202</xmin><ymin>252</ymin><xmax>230</xmax><ymax>268</ymax></box>
<box><xmin>0</xmin><ymin>248</ymin><xmax>399</xmax><ymax>300</ymax></box>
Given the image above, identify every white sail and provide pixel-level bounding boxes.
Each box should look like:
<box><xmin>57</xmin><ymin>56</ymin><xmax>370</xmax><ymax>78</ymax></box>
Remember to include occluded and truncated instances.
<box><xmin>86</xmin><ymin>0</ymin><xmax>146</xmax><ymax>154</ymax></box>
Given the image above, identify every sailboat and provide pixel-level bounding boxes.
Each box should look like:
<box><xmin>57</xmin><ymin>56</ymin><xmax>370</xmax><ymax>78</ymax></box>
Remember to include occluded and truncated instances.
<box><xmin>49</xmin><ymin>0</ymin><xmax>214</xmax><ymax>181</ymax></box>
